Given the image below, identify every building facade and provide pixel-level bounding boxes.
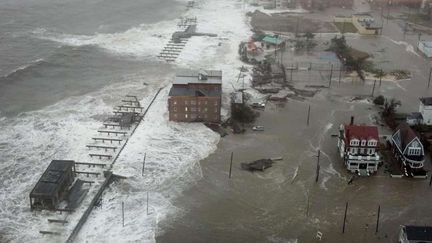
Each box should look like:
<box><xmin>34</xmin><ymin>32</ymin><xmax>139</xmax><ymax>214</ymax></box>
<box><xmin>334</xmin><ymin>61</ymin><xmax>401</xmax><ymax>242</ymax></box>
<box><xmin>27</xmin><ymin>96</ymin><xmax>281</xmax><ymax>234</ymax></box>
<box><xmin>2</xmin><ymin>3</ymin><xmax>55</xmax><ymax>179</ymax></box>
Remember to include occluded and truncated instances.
<box><xmin>420</xmin><ymin>97</ymin><xmax>432</xmax><ymax>124</ymax></box>
<box><xmin>418</xmin><ymin>41</ymin><xmax>432</xmax><ymax>58</ymax></box>
<box><xmin>391</xmin><ymin>123</ymin><xmax>425</xmax><ymax>176</ymax></box>
<box><xmin>338</xmin><ymin>118</ymin><xmax>380</xmax><ymax>176</ymax></box>
<box><xmin>168</xmin><ymin>70</ymin><xmax>222</xmax><ymax>123</ymax></box>
<box><xmin>300</xmin><ymin>0</ymin><xmax>353</xmax><ymax>9</ymax></box>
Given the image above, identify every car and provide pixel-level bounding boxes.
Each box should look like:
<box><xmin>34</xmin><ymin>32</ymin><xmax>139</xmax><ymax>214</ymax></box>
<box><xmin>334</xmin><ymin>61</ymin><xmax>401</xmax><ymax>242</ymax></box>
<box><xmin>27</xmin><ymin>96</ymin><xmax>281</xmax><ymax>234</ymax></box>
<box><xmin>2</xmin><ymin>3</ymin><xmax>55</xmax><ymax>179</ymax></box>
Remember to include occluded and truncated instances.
<box><xmin>252</xmin><ymin>125</ymin><xmax>264</xmax><ymax>131</ymax></box>
<box><xmin>251</xmin><ymin>102</ymin><xmax>266</xmax><ymax>109</ymax></box>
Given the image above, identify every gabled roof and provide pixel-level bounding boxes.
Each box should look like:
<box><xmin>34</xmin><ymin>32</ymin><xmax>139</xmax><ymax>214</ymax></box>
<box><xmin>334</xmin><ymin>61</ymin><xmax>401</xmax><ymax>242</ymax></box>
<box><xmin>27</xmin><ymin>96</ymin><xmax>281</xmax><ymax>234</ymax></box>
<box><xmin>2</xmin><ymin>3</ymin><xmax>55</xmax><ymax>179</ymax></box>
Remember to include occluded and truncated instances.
<box><xmin>393</xmin><ymin>123</ymin><xmax>421</xmax><ymax>152</ymax></box>
<box><xmin>404</xmin><ymin>225</ymin><xmax>432</xmax><ymax>241</ymax></box>
<box><xmin>420</xmin><ymin>97</ymin><xmax>432</xmax><ymax>106</ymax></box>
<box><xmin>344</xmin><ymin>125</ymin><xmax>379</xmax><ymax>141</ymax></box>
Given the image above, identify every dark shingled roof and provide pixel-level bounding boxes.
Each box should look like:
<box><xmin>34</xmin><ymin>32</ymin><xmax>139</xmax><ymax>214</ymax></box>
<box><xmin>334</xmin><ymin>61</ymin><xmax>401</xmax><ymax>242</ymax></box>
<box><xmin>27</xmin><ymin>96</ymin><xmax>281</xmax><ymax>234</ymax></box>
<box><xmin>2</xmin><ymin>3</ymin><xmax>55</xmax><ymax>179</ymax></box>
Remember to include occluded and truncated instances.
<box><xmin>420</xmin><ymin>97</ymin><xmax>432</xmax><ymax>106</ymax></box>
<box><xmin>30</xmin><ymin>160</ymin><xmax>74</xmax><ymax>198</ymax></box>
<box><xmin>404</xmin><ymin>225</ymin><xmax>432</xmax><ymax>241</ymax></box>
<box><xmin>395</xmin><ymin>123</ymin><xmax>419</xmax><ymax>151</ymax></box>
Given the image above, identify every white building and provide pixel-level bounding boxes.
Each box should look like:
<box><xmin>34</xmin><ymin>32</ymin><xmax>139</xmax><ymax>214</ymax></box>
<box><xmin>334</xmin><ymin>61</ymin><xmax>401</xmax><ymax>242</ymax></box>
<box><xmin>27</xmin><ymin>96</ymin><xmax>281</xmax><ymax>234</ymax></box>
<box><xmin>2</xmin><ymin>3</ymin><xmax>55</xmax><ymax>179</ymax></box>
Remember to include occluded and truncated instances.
<box><xmin>418</xmin><ymin>41</ymin><xmax>432</xmax><ymax>58</ymax></box>
<box><xmin>338</xmin><ymin>118</ymin><xmax>380</xmax><ymax>176</ymax></box>
<box><xmin>419</xmin><ymin>97</ymin><xmax>432</xmax><ymax>125</ymax></box>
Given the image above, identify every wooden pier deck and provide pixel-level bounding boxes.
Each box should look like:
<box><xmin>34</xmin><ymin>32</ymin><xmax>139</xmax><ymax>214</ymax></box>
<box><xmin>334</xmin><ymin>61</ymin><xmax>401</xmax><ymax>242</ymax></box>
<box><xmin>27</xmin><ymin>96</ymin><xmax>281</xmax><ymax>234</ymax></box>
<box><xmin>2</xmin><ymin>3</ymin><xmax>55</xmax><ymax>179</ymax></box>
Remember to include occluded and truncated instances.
<box><xmin>64</xmin><ymin>87</ymin><xmax>164</xmax><ymax>243</ymax></box>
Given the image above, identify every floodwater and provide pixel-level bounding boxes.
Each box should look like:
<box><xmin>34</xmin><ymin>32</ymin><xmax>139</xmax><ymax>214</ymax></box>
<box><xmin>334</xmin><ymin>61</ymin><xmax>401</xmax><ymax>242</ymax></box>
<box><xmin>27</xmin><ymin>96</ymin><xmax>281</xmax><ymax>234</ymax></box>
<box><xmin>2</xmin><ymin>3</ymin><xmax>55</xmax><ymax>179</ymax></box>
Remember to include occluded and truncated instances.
<box><xmin>158</xmin><ymin>3</ymin><xmax>432</xmax><ymax>243</ymax></box>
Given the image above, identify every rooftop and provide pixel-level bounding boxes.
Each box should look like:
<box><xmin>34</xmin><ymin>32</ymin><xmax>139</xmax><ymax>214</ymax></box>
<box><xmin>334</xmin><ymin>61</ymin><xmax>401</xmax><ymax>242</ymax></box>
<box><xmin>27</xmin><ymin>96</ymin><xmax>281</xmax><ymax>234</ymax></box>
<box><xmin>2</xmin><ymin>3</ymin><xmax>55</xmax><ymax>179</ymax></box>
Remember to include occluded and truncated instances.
<box><xmin>419</xmin><ymin>41</ymin><xmax>432</xmax><ymax>48</ymax></box>
<box><xmin>30</xmin><ymin>160</ymin><xmax>74</xmax><ymax>198</ymax></box>
<box><xmin>345</xmin><ymin>124</ymin><xmax>379</xmax><ymax>141</ymax></box>
<box><xmin>404</xmin><ymin>225</ymin><xmax>432</xmax><ymax>241</ymax></box>
<box><xmin>169</xmin><ymin>86</ymin><xmax>221</xmax><ymax>97</ymax></box>
<box><xmin>262</xmin><ymin>36</ymin><xmax>284</xmax><ymax>45</ymax></box>
<box><xmin>420</xmin><ymin>97</ymin><xmax>432</xmax><ymax>106</ymax></box>
<box><xmin>174</xmin><ymin>70</ymin><xmax>222</xmax><ymax>85</ymax></box>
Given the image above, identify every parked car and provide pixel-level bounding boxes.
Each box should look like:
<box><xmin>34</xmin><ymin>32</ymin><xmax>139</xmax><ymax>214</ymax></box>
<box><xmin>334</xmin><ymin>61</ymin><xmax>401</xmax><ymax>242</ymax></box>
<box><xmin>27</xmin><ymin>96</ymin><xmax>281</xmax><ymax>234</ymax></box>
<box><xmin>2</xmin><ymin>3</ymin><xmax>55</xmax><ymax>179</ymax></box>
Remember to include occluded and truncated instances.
<box><xmin>251</xmin><ymin>102</ymin><xmax>266</xmax><ymax>109</ymax></box>
<box><xmin>252</xmin><ymin>125</ymin><xmax>264</xmax><ymax>131</ymax></box>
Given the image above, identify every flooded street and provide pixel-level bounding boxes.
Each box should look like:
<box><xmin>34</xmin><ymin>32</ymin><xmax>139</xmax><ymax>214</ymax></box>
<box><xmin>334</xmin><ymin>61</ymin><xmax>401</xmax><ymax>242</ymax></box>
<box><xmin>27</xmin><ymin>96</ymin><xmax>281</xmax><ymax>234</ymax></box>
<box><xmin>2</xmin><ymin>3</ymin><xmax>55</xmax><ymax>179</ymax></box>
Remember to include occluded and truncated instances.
<box><xmin>158</xmin><ymin>4</ymin><xmax>432</xmax><ymax>243</ymax></box>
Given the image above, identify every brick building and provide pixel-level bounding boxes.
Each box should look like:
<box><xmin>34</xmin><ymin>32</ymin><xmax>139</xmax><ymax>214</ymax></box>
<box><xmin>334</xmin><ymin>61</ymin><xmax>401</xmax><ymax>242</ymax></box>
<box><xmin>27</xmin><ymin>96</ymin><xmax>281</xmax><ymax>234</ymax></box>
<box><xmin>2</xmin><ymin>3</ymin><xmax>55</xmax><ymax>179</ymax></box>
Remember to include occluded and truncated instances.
<box><xmin>168</xmin><ymin>70</ymin><xmax>222</xmax><ymax>123</ymax></box>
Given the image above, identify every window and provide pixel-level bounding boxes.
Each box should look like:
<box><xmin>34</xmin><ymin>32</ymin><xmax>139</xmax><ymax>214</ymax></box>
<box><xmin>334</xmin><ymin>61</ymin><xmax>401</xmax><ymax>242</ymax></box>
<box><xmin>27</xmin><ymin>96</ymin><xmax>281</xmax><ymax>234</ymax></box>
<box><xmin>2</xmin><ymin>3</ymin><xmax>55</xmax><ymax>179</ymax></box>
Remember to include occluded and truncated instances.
<box><xmin>350</xmin><ymin>163</ymin><xmax>358</xmax><ymax>166</ymax></box>
<box><xmin>361</xmin><ymin>140</ymin><xmax>366</xmax><ymax>146</ymax></box>
<box><xmin>204</xmin><ymin>108</ymin><xmax>208</xmax><ymax>112</ymax></box>
<box><xmin>214</xmin><ymin>101</ymin><xmax>218</xmax><ymax>106</ymax></box>
<box><xmin>350</xmin><ymin>139</ymin><xmax>359</xmax><ymax>146</ymax></box>
<box><xmin>191</xmin><ymin>107</ymin><xmax>197</xmax><ymax>112</ymax></box>
<box><xmin>185</xmin><ymin>100</ymin><xmax>188</xmax><ymax>105</ymax></box>
<box><xmin>214</xmin><ymin>108</ymin><xmax>218</xmax><ymax>113</ymax></box>
<box><xmin>360</xmin><ymin>148</ymin><xmax>365</xmax><ymax>154</ymax></box>
<box><xmin>350</xmin><ymin>147</ymin><xmax>357</xmax><ymax>154</ymax></box>
<box><xmin>368</xmin><ymin>163</ymin><xmax>375</xmax><ymax>167</ymax></box>
<box><xmin>205</xmin><ymin>101</ymin><xmax>208</xmax><ymax>105</ymax></box>
<box><xmin>191</xmin><ymin>100</ymin><xmax>196</xmax><ymax>105</ymax></box>
<box><xmin>174</xmin><ymin>114</ymin><xmax>177</xmax><ymax>118</ymax></box>
<box><xmin>185</xmin><ymin>114</ymin><xmax>188</xmax><ymax>119</ymax></box>
<box><xmin>185</xmin><ymin>107</ymin><xmax>188</xmax><ymax>112</ymax></box>
<box><xmin>173</xmin><ymin>101</ymin><xmax>177</xmax><ymax>105</ymax></box>
<box><xmin>173</xmin><ymin>107</ymin><xmax>177</xmax><ymax>112</ymax></box>
<box><xmin>408</xmin><ymin>147</ymin><xmax>422</xmax><ymax>156</ymax></box>
<box><xmin>368</xmin><ymin>140</ymin><xmax>376</xmax><ymax>147</ymax></box>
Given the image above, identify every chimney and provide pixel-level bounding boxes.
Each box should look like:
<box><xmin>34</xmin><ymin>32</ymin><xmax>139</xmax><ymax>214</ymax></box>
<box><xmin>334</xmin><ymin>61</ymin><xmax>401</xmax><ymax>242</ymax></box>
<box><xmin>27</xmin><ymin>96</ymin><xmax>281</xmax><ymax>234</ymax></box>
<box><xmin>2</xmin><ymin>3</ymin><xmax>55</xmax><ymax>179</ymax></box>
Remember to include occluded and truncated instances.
<box><xmin>350</xmin><ymin>116</ymin><xmax>354</xmax><ymax>125</ymax></box>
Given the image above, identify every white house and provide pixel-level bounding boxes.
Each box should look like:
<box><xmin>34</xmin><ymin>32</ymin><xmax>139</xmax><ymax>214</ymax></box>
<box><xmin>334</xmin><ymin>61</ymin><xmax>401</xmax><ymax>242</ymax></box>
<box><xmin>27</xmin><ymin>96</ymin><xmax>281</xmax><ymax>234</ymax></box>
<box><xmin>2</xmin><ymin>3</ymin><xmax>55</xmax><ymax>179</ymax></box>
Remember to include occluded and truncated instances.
<box><xmin>419</xmin><ymin>97</ymin><xmax>432</xmax><ymax>125</ymax></box>
<box><xmin>338</xmin><ymin>117</ymin><xmax>380</xmax><ymax>176</ymax></box>
<box><xmin>418</xmin><ymin>41</ymin><xmax>432</xmax><ymax>58</ymax></box>
<box><xmin>399</xmin><ymin>225</ymin><xmax>432</xmax><ymax>243</ymax></box>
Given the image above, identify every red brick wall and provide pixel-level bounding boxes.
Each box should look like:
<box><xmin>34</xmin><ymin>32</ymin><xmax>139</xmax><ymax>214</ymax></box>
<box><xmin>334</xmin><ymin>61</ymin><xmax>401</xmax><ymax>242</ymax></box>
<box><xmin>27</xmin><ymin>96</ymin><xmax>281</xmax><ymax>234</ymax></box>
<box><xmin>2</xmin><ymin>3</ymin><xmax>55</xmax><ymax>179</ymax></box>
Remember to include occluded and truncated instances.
<box><xmin>168</xmin><ymin>96</ymin><xmax>221</xmax><ymax>123</ymax></box>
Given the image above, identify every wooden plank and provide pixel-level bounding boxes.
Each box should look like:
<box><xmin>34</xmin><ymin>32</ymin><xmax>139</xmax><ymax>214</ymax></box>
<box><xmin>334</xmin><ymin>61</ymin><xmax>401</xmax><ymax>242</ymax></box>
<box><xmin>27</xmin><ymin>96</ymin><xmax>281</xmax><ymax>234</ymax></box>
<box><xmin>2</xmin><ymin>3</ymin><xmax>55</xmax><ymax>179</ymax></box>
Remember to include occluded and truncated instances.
<box><xmin>88</xmin><ymin>154</ymin><xmax>113</xmax><ymax>159</ymax></box>
<box><xmin>117</xmin><ymin>105</ymin><xmax>143</xmax><ymax>109</ymax></box>
<box><xmin>48</xmin><ymin>219</ymin><xmax>68</xmax><ymax>224</ymax></box>
<box><xmin>97</xmin><ymin>130</ymin><xmax>128</xmax><ymax>135</ymax></box>
<box><xmin>92</xmin><ymin>137</ymin><xmax>123</xmax><ymax>144</ymax></box>
<box><xmin>75</xmin><ymin>162</ymin><xmax>107</xmax><ymax>167</ymax></box>
<box><xmin>75</xmin><ymin>171</ymin><xmax>101</xmax><ymax>176</ymax></box>
<box><xmin>86</xmin><ymin>145</ymin><xmax>118</xmax><ymax>151</ymax></box>
<box><xmin>40</xmin><ymin>231</ymin><xmax>61</xmax><ymax>235</ymax></box>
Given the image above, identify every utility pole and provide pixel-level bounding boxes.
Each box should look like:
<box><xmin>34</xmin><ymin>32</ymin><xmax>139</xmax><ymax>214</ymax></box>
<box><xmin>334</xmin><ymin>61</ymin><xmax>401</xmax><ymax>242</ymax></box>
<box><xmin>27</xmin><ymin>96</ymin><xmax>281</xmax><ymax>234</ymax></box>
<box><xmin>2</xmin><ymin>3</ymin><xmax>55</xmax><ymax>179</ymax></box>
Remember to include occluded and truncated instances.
<box><xmin>371</xmin><ymin>79</ymin><xmax>377</xmax><ymax>97</ymax></box>
<box><xmin>229</xmin><ymin>152</ymin><xmax>234</xmax><ymax>178</ymax></box>
<box><xmin>375</xmin><ymin>205</ymin><xmax>381</xmax><ymax>233</ymax></box>
<box><xmin>142</xmin><ymin>153</ymin><xmax>146</xmax><ymax>176</ymax></box>
<box><xmin>329</xmin><ymin>63</ymin><xmax>334</xmax><ymax>87</ymax></box>
<box><xmin>338</xmin><ymin>65</ymin><xmax>342</xmax><ymax>85</ymax></box>
<box><xmin>428</xmin><ymin>67</ymin><xmax>432</xmax><ymax>88</ymax></box>
<box><xmin>122</xmin><ymin>201</ymin><xmax>125</xmax><ymax>227</ymax></box>
<box><xmin>342</xmin><ymin>202</ymin><xmax>349</xmax><ymax>233</ymax></box>
<box><xmin>379</xmin><ymin>69</ymin><xmax>383</xmax><ymax>87</ymax></box>
<box><xmin>315</xmin><ymin>150</ymin><xmax>320</xmax><ymax>183</ymax></box>
<box><xmin>307</xmin><ymin>105</ymin><xmax>311</xmax><ymax>126</ymax></box>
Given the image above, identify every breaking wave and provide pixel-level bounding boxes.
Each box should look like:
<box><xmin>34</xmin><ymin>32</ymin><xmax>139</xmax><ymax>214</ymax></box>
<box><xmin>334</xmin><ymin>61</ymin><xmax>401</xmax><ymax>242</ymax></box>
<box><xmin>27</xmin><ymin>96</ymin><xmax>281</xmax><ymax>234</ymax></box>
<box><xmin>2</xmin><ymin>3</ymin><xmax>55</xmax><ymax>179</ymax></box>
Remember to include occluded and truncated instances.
<box><xmin>31</xmin><ymin>20</ymin><xmax>177</xmax><ymax>58</ymax></box>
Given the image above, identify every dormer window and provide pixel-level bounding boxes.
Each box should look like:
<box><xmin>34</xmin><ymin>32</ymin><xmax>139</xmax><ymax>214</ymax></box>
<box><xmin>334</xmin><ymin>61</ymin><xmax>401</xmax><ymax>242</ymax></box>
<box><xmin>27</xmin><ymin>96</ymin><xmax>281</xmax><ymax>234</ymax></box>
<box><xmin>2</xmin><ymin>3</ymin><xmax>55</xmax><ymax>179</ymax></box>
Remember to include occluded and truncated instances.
<box><xmin>361</xmin><ymin>140</ymin><xmax>366</xmax><ymax>146</ymax></box>
<box><xmin>368</xmin><ymin>140</ymin><xmax>377</xmax><ymax>147</ymax></box>
<box><xmin>350</xmin><ymin>139</ymin><xmax>359</xmax><ymax>146</ymax></box>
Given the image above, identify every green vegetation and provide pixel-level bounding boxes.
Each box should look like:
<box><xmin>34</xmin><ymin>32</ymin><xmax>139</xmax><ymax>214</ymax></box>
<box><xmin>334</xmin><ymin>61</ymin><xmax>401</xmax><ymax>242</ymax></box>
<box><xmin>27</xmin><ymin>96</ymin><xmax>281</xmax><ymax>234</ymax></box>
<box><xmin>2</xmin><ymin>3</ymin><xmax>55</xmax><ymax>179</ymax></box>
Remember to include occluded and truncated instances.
<box><xmin>295</xmin><ymin>31</ymin><xmax>317</xmax><ymax>52</ymax></box>
<box><xmin>333</xmin><ymin>22</ymin><xmax>358</xmax><ymax>33</ymax></box>
<box><xmin>373</xmin><ymin>95</ymin><xmax>385</xmax><ymax>106</ymax></box>
<box><xmin>328</xmin><ymin>36</ymin><xmax>369</xmax><ymax>80</ymax></box>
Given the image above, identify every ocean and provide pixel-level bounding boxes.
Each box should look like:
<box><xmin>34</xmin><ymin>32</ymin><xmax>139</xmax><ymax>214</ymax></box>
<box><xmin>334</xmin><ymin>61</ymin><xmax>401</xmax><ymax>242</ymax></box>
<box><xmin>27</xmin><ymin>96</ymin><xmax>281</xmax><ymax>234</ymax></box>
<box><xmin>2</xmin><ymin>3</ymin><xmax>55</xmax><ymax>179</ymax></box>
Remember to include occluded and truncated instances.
<box><xmin>0</xmin><ymin>0</ymin><xmax>251</xmax><ymax>242</ymax></box>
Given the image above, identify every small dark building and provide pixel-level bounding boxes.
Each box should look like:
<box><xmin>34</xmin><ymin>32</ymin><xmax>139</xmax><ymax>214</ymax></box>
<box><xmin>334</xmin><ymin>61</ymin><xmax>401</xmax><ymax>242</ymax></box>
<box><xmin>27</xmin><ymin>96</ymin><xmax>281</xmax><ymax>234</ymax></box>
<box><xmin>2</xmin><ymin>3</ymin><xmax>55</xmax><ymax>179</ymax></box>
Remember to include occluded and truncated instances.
<box><xmin>30</xmin><ymin>160</ymin><xmax>75</xmax><ymax>210</ymax></box>
<box><xmin>399</xmin><ymin>225</ymin><xmax>432</xmax><ymax>243</ymax></box>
